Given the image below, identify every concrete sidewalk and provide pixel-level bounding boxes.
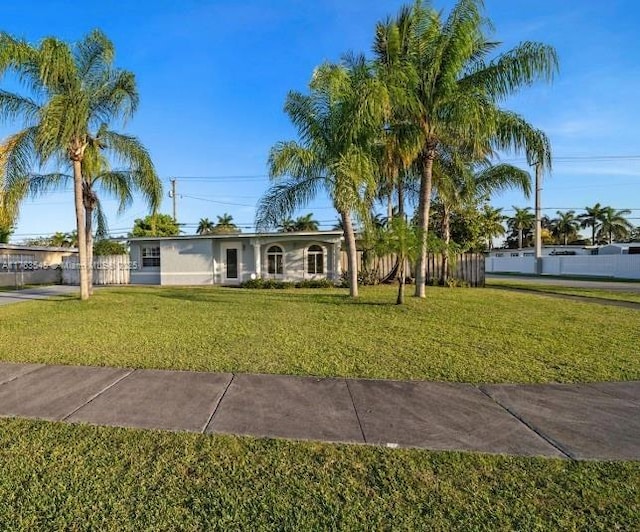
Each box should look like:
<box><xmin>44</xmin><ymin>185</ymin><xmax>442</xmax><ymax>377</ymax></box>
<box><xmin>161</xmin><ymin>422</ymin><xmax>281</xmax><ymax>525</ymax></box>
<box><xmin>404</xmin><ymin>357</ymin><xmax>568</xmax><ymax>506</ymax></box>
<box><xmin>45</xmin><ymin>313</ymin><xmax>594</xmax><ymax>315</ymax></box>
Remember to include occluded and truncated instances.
<box><xmin>0</xmin><ymin>285</ymin><xmax>78</xmax><ymax>306</ymax></box>
<box><xmin>0</xmin><ymin>362</ymin><xmax>638</xmax><ymax>461</ymax></box>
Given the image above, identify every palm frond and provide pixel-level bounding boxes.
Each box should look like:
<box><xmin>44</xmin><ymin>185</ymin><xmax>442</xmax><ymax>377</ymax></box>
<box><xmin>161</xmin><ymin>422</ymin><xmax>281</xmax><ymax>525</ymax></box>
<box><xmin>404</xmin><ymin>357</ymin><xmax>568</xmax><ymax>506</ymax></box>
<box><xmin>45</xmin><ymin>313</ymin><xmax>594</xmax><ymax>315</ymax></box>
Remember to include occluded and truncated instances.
<box><xmin>460</xmin><ymin>41</ymin><xmax>559</xmax><ymax>100</ymax></box>
<box><xmin>255</xmin><ymin>176</ymin><xmax>322</xmax><ymax>230</ymax></box>
<box><xmin>98</xmin><ymin>130</ymin><xmax>161</xmax><ymax>210</ymax></box>
<box><xmin>75</xmin><ymin>29</ymin><xmax>114</xmax><ymax>82</ymax></box>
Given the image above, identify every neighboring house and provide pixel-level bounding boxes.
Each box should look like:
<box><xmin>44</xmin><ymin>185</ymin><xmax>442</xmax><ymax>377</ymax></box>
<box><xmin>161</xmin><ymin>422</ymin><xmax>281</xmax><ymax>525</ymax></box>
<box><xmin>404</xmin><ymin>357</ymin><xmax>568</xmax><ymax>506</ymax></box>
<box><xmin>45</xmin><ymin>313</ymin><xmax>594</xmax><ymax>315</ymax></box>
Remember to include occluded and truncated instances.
<box><xmin>0</xmin><ymin>243</ymin><xmax>78</xmax><ymax>287</ymax></box>
<box><xmin>599</xmin><ymin>243</ymin><xmax>640</xmax><ymax>255</ymax></box>
<box><xmin>128</xmin><ymin>231</ymin><xmax>343</xmax><ymax>286</ymax></box>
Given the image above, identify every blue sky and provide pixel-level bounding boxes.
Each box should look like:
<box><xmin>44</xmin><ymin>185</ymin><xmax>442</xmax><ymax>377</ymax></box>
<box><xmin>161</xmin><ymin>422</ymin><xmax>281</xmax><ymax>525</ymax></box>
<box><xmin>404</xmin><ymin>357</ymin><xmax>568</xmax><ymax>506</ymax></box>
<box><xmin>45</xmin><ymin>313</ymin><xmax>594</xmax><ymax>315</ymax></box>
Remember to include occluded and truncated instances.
<box><xmin>2</xmin><ymin>0</ymin><xmax>639</xmax><ymax>240</ymax></box>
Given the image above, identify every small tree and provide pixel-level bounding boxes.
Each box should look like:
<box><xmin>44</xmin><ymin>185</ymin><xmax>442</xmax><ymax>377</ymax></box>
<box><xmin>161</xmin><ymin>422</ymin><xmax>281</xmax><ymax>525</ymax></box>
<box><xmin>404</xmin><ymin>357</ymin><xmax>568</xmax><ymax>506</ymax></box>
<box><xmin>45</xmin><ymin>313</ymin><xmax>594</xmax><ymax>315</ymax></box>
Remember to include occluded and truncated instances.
<box><xmin>374</xmin><ymin>216</ymin><xmax>421</xmax><ymax>304</ymax></box>
<box><xmin>131</xmin><ymin>214</ymin><xmax>179</xmax><ymax>237</ymax></box>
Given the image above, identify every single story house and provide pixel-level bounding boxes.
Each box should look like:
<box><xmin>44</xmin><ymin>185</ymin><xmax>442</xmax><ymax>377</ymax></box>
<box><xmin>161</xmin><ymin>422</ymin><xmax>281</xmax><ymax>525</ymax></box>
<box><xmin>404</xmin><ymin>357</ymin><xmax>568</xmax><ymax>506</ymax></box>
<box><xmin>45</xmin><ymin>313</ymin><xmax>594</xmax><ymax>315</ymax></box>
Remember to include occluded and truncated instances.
<box><xmin>128</xmin><ymin>231</ymin><xmax>343</xmax><ymax>285</ymax></box>
<box><xmin>0</xmin><ymin>243</ymin><xmax>77</xmax><ymax>287</ymax></box>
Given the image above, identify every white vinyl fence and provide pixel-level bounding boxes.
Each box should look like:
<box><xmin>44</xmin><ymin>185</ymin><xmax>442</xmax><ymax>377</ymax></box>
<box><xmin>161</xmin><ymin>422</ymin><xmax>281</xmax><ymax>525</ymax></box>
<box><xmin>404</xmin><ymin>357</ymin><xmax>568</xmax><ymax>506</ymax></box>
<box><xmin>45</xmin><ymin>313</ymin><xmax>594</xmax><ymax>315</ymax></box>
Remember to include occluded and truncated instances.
<box><xmin>62</xmin><ymin>255</ymin><xmax>132</xmax><ymax>285</ymax></box>
<box><xmin>486</xmin><ymin>255</ymin><xmax>640</xmax><ymax>280</ymax></box>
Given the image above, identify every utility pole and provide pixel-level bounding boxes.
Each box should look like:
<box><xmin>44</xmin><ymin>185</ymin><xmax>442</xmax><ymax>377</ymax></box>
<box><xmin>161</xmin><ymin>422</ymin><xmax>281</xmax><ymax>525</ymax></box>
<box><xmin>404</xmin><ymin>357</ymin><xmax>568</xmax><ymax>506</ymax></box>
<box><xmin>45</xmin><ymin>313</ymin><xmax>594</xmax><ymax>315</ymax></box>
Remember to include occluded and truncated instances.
<box><xmin>534</xmin><ymin>162</ymin><xmax>543</xmax><ymax>274</ymax></box>
<box><xmin>169</xmin><ymin>178</ymin><xmax>177</xmax><ymax>222</ymax></box>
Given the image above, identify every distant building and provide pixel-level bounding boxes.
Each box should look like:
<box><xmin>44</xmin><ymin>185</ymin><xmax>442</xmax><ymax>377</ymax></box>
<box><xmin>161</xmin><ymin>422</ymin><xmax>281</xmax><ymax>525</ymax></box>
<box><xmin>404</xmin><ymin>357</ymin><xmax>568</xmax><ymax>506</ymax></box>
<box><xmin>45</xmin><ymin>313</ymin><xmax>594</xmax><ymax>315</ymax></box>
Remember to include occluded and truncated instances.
<box><xmin>599</xmin><ymin>243</ymin><xmax>640</xmax><ymax>255</ymax></box>
<box><xmin>487</xmin><ymin>245</ymin><xmax>595</xmax><ymax>258</ymax></box>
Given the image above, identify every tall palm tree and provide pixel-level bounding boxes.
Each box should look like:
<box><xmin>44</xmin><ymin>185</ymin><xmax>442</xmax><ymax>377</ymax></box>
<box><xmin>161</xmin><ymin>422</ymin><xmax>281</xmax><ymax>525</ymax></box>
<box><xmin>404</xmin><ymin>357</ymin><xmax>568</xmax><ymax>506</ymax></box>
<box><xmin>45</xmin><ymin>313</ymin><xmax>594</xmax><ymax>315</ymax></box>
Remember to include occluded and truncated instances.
<box><xmin>579</xmin><ymin>203</ymin><xmax>606</xmax><ymax>245</ymax></box>
<box><xmin>374</xmin><ymin>0</ymin><xmax>557</xmax><ymax>297</ymax></box>
<box><xmin>480</xmin><ymin>205</ymin><xmax>506</xmax><ymax>251</ymax></box>
<box><xmin>598</xmin><ymin>207</ymin><xmax>633</xmax><ymax>244</ymax></box>
<box><xmin>24</xmin><ymin>143</ymin><xmax>159</xmax><ymax>293</ymax></box>
<box><xmin>256</xmin><ymin>59</ymin><xmax>388</xmax><ymax>297</ymax></box>
<box><xmin>551</xmin><ymin>210</ymin><xmax>580</xmax><ymax>245</ymax></box>
<box><xmin>196</xmin><ymin>217</ymin><xmax>215</xmax><ymax>235</ymax></box>
<box><xmin>0</xmin><ymin>30</ymin><xmax>159</xmax><ymax>299</ymax></box>
<box><xmin>508</xmin><ymin>207</ymin><xmax>535</xmax><ymax>250</ymax></box>
<box><xmin>293</xmin><ymin>213</ymin><xmax>319</xmax><ymax>232</ymax></box>
<box><xmin>372</xmin><ymin>6</ymin><xmax>422</xmax><ymax>221</ymax></box>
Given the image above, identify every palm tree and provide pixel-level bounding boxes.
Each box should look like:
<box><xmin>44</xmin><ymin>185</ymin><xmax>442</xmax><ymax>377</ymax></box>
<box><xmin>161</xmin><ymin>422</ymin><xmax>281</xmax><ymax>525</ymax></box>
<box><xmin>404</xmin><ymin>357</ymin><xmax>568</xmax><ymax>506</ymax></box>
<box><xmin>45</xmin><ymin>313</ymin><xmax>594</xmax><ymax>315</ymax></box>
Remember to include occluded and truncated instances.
<box><xmin>480</xmin><ymin>205</ymin><xmax>506</xmax><ymax>251</ymax></box>
<box><xmin>25</xmin><ymin>144</ymin><xmax>159</xmax><ymax>293</ymax></box>
<box><xmin>256</xmin><ymin>60</ymin><xmax>388</xmax><ymax>297</ymax></box>
<box><xmin>435</xmin><ymin>155</ymin><xmax>531</xmax><ymax>278</ymax></box>
<box><xmin>0</xmin><ymin>30</ymin><xmax>159</xmax><ymax>299</ymax></box>
<box><xmin>293</xmin><ymin>213</ymin><xmax>319</xmax><ymax>232</ymax></box>
<box><xmin>374</xmin><ymin>216</ymin><xmax>421</xmax><ymax>305</ymax></box>
<box><xmin>551</xmin><ymin>210</ymin><xmax>580</xmax><ymax>245</ymax></box>
<box><xmin>508</xmin><ymin>207</ymin><xmax>535</xmax><ymax>250</ymax></box>
<box><xmin>372</xmin><ymin>7</ymin><xmax>422</xmax><ymax>221</ymax></box>
<box><xmin>277</xmin><ymin>217</ymin><xmax>296</xmax><ymax>232</ymax></box>
<box><xmin>196</xmin><ymin>217</ymin><xmax>215</xmax><ymax>235</ymax></box>
<box><xmin>49</xmin><ymin>231</ymin><xmax>72</xmax><ymax>247</ymax></box>
<box><xmin>374</xmin><ymin>0</ymin><xmax>557</xmax><ymax>297</ymax></box>
<box><xmin>579</xmin><ymin>203</ymin><xmax>606</xmax><ymax>245</ymax></box>
<box><xmin>213</xmin><ymin>213</ymin><xmax>239</xmax><ymax>233</ymax></box>
<box><xmin>598</xmin><ymin>207</ymin><xmax>633</xmax><ymax>244</ymax></box>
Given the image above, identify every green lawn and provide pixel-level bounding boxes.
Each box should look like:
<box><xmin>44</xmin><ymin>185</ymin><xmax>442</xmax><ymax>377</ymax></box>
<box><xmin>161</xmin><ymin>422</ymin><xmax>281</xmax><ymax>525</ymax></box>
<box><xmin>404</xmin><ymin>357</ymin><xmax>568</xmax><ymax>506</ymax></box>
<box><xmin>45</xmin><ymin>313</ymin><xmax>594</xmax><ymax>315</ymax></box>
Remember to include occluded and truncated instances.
<box><xmin>0</xmin><ymin>418</ymin><xmax>637</xmax><ymax>531</ymax></box>
<box><xmin>0</xmin><ymin>285</ymin><xmax>638</xmax><ymax>383</ymax></box>
<box><xmin>487</xmin><ymin>278</ymin><xmax>640</xmax><ymax>304</ymax></box>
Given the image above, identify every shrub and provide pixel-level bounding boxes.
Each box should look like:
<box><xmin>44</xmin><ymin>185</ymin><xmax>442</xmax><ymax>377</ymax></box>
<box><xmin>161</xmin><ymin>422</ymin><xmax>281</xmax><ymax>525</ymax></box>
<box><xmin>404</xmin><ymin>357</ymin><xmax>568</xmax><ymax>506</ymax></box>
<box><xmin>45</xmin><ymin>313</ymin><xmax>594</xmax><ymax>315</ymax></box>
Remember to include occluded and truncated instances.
<box><xmin>241</xmin><ymin>278</ymin><xmax>335</xmax><ymax>289</ymax></box>
<box><xmin>93</xmin><ymin>240</ymin><xmax>127</xmax><ymax>256</ymax></box>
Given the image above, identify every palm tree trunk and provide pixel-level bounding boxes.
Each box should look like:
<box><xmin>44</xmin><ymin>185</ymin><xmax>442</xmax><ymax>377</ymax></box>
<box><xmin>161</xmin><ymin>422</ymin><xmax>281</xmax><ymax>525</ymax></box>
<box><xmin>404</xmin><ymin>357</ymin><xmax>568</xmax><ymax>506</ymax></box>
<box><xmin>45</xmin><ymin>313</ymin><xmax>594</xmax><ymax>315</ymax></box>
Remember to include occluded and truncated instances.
<box><xmin>441</xmin><ymin>204</ymin><xmax>450</xmax><ymax>284</ymax></box>
<box><xmin>397</xmin><ymin>255</ymin><xmax>405</xmax><ymax>305</ymax></box>
<box><xmin>85</xmin><ymin>206</ymin><xmax>94</xmax><ymax>296</ymax></box>
<box><xmin>72</xmin><ymin>159</ymin><xmax>89</xmax><ymax>300</ymax></box>
<box><xmin>415</xmin><ymin>148</ymin><xmax>435</xmax><ymax>298</ymax></box>
<box><xmin>518</xmin><ymin>228</ymin><xmax>523</xmax><ymax>250</ymax></box>
<box><xmin>397</xmin><ymin>177</ymin><xmax>405</xmax><ymax>218</ymax></box>
<box><xmin>591</xmin><ymin>224</ymin><xmax>596</xmax><ymax>246</ymax></box>
<box><xmin>341</xmin><ymin>211</ymin><xmax>359</xmax><ymax>298</ymax></box>
<box><xmin>387</xmin><ymin>192</ymin><xmax>393</xmax><ymax>221</ymax></box>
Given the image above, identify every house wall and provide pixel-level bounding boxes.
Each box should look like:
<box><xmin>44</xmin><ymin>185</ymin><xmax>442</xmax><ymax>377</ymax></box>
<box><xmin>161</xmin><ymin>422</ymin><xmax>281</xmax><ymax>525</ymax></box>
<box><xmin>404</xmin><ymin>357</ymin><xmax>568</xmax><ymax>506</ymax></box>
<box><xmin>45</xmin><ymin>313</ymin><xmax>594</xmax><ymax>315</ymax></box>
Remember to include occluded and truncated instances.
<box><xmin>258</xmin><ymin>239</ymin><xmax>339</xmax><ymax>282</ymax></box>
<box><xmin>161</xmin><ymin>239</ymin><xmax>214</xmax><ymax>285</ymax></box>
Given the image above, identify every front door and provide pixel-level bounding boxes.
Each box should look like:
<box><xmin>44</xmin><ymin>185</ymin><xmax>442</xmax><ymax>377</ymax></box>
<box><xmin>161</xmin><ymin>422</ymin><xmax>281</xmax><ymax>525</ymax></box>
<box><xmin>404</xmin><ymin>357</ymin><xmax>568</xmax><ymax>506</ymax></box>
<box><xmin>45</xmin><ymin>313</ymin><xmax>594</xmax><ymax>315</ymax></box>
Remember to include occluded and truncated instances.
<box><xmin>221</xmin><ymin>243</ymin><xmax>242</xmax><ymax>284</ymax></box>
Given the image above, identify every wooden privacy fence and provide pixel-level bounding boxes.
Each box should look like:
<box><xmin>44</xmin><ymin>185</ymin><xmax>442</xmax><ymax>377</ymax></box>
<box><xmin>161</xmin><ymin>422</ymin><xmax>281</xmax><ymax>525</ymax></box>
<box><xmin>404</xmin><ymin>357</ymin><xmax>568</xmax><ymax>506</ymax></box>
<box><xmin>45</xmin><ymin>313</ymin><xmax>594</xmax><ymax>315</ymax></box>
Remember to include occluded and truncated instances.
<box><xmin>62</xmin><ymin>255</ymin><xmax>131</xmax><ymax>285</ymax></box>
<box><xmin>341</xmin><ymin>251</ymin><xmax>485</xmax><ymax>287</ymax></box>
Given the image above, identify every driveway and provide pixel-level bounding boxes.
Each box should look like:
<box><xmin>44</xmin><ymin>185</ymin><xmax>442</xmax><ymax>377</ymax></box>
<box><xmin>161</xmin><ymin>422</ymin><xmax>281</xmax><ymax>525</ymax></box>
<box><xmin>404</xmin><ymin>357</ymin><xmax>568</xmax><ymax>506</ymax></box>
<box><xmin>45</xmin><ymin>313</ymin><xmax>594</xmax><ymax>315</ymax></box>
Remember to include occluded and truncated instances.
<box><xmin>0</xmin><ymin>285</ymin><xmax>78</xmax><ymax>306</ymax></box>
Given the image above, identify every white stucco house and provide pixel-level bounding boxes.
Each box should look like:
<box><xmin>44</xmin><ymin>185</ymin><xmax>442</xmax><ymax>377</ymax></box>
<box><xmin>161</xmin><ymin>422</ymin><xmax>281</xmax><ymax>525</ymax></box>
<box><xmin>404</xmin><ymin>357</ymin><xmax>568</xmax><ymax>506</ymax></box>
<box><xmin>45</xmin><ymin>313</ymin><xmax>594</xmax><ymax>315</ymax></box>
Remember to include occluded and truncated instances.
<box><xmin>128</xmin><ymin>230</ymin><xmax>343</xmax><ymax>285</ymax></box>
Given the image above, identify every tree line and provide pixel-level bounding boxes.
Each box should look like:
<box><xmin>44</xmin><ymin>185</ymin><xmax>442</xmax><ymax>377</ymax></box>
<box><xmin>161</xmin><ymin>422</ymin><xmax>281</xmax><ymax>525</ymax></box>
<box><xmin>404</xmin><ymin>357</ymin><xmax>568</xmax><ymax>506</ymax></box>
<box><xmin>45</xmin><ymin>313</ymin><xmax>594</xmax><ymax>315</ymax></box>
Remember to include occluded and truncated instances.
<box><xmin>255</xmin><ymin>0</ymin><xmax>558</xmax><ymax>299</ymax></box>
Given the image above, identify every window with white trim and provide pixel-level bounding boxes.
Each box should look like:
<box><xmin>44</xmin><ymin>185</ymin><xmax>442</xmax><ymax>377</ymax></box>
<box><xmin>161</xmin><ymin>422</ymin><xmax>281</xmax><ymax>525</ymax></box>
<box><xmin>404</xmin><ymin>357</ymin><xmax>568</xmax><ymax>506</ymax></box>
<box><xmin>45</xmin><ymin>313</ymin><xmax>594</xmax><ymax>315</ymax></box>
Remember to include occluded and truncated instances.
<box><xmin>307</xmin><ymin>245</ymin><xmax>324</xmax><ymax>274</ymax></box>
<box><xmin>267</xmin><ymin>245</ymin><xmax>283</xmax><ymax>275</ymax></box>
<box><xmin>141</xmin><ymin>246</ymin><xmax>160</xmax><ymax>267</ymax></box>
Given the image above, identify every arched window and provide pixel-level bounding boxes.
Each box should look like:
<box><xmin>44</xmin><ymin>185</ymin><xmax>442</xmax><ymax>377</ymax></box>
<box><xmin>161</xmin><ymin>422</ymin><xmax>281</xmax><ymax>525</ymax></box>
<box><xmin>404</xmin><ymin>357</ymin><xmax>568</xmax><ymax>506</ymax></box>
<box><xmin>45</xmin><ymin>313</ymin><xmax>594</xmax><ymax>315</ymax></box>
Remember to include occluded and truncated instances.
<box><xmin>307</xmin><ymin>245</ymin><xmax>324</xmax><ymax>274</ymax></box>
<box><xmin>267</xmin><ymin>245</ymin><xmax>283</xmax><ymax>275</ymax></box>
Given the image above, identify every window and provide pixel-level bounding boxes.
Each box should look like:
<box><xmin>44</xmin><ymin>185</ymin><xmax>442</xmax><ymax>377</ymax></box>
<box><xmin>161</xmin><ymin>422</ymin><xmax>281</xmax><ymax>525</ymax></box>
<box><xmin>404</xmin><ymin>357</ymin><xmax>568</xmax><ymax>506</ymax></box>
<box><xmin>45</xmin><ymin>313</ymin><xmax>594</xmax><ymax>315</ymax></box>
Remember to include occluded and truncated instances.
<box><xmin>267</xmin><ymin>245</ymin><xmax>283</xmax><ymax>275</ymax></box>
<box><xmin>141</xmin><ymin>246</ymin><xmax>160</xmax><ymax>267</ymax></box>
<box><xmin>307</xmin><ymin>245</ymin><xmax>324</xmax><ymax>274</ymax></box>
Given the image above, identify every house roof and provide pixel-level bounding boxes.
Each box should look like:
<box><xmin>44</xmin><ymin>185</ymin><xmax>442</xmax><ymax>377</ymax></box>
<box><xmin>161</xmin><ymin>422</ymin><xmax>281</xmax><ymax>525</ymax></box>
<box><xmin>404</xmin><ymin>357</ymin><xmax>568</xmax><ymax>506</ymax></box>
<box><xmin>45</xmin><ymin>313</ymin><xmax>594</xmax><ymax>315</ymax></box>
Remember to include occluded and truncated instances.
<box><xmin>128</xmin><ymin>230</ymin><xmax>344</xmax><ymax>243</ymax></box>
<box><xmin>0</xmin><ymin>243</ymin><xmax>78</xmax><ymax>253</ymax></box>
